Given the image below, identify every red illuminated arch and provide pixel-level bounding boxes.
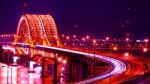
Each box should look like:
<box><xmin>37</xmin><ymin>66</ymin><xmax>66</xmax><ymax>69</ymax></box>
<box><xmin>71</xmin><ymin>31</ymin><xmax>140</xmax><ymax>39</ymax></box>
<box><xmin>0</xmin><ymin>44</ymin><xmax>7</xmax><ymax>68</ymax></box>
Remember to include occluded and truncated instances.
<box><xmin>14</xmin><ymin>14</ymin><xmax>61</xmax><ymax>46</ymax></box>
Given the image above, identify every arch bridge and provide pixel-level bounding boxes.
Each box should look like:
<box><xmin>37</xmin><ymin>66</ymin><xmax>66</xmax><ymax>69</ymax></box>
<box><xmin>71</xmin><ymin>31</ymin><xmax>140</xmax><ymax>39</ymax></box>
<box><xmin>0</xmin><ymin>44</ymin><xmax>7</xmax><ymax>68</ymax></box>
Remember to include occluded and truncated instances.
<box><xmin>14</xmin><ymin>14</ymin><xmax>61</xmax><ymax>47</ymax></box>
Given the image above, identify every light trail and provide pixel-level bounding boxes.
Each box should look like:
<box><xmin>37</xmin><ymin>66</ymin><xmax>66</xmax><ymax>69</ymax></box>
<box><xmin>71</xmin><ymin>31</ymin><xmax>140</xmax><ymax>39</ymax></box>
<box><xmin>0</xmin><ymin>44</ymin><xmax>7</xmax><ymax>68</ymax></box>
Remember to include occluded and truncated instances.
<box><xmin>36</xmin><ymin>45</ymin><xmax>127</xmax><ymax>84</ymax></box>
<box><xmin>16</xmin><ymin>43</ymin><xmax>127</xmax><ymax>83</ymax></box>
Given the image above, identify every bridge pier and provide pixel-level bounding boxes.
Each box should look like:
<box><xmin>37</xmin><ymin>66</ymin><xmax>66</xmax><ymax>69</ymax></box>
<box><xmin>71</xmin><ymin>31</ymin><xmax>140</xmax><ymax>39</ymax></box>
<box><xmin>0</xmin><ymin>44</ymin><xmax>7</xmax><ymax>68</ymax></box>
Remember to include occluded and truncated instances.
<box><xmin>2</xmin><ymin>51</ymin><xmax>13</xmax><ymax>64</ymax></box>
<box><xmin>41</xmin><ymin>57</ymin><xmax>49</xmax><ymax>78</ymax></box>
<box><xmin>66</xmin><ymin>55</ymin><xmax>90</xmax><ymax>82</ymax></box>
<box><xmin>54</xmin><ymin>53</ymin><xmax>58</xmax><ymax>84</ymax></box>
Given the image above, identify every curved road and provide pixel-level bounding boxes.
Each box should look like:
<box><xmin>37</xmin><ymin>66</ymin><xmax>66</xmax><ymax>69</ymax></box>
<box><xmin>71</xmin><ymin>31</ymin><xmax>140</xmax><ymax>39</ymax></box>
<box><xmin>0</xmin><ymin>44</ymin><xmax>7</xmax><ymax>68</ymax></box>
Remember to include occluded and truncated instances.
<box><xmin>36</xmin><ymin>45</ymin><xmax>127</xmax><ymax>84</ymax></box>
<box><xmin>11</xmin><ymin>43</ymin><xmax>150</xmax><ymax>83</ymax></box>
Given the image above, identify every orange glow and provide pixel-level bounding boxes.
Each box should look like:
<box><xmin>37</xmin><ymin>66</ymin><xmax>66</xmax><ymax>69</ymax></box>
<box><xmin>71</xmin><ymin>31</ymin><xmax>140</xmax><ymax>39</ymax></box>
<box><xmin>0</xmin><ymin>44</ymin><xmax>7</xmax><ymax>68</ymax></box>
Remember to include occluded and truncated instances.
<box><xmin>113</xmin><ymin>46</ymin><xmax>117</xmax><ymax>51</ymax></box>
<box><xmin>58</xmin><ymin>57</ymin><xmax>62</xmax><ymax>62</ymax></box>
<box><xmin>13</xmin><ymin>14</ymin><xmax>61</xmax><ymax>46</ymax></box>
<box><xmin>124</xmin><ymin>52</ymin><xmax>129</xmax><ymax>57</ymax></box>
<box><xmin>63</xmin><ymin>60</ymin><xmax>67</xmax><ymax>64</ymax></box>
<box><xmin>143</xmin><ymin>48</ymin><xmax>148</xmax><ymax>52</ymax></box>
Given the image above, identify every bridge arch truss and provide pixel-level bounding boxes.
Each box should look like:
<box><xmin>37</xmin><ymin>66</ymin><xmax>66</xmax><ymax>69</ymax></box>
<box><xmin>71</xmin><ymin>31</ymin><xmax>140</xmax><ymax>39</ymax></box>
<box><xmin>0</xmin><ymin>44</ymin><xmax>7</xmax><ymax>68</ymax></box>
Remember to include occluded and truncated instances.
<box><xmin>14</xmin><ymin>14</ymin><xmax>61</xmax><ymax>46</ymax></box>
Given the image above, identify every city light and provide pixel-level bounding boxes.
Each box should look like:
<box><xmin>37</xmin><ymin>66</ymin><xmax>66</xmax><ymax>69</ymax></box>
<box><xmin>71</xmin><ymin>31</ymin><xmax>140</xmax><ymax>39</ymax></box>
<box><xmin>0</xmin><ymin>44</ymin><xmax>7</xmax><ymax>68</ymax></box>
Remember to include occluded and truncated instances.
<box><xmin>86</xmin><ymin>35</ymin><xmax>90</xmax><ymax>39</ymax></box>
<box><xmin>66</xmin><ymin>36</ymin><xmax>70</xmax><ymax>40</ymax></box>
<box><xmin>105</xmin><ymin>36</ymin><xmax>110</xmax><ymax>41</ymax></box>
<box><xmin>143</xmin><ymin>47</ymin><xmax>148</xmax><ymax>52</ymax></box>
<box><xmin>92</xmin><ymin>39</ymin><xmax>97</xmax><ymax>44</ymax></box>
<box><xmin>61</xmin><ymin>67</ymin><xmax>65</xmax><ymax>71</ymax></box>
<box><xmin>113</xmin><ymin>46</ymin><xmax>118</xmax><ymax>51</ymax></box>
<box><xmin>124</xmin><ymin>52</ymin><xmax>129</xmax><ymax>57</ymax></box>
<box><xmin>62</xmin><ymin>60</ymin><xmax>67</xmax><ymax>64</ymax></box>
<box><xmin>73</xmin><ymin>34</ymin><xmax>76</xmax><ymax>38</ymax></box>
<box><xmin>58</xmin><ymin>57</ymin><xmax>62</xmax><ymax>62</ymax></box>
<box><xmin>82</xmin><ymin>37</ymin><xmax>85</xmax><ymax>41</ymax></box>
<box><xmin>144</xmin><ymin>39</ymin><xmax>149</xmax><ymax>43</ymax></box>
<box><xmin>0</xmin><ymin>8</ymin><xmax>150</xmax><ymax>84</ymax></box>
<box><xmin>126</xmin><ymin>38</ymin><xmax>129</xmax><ymax>42</ymax></box>
<box><xmin>62</xmin><ymin>34</ymin><xmax>65</xmax><ymax>37</ymax></box>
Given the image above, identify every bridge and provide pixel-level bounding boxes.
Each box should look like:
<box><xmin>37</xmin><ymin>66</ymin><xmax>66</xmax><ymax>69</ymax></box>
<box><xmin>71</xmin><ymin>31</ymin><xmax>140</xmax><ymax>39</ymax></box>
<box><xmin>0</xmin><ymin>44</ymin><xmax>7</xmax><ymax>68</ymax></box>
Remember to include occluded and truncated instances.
<box><xmin>0</xmin><ymin>14</ymin><xmax>150</xmax><ymax>84</ymax></box>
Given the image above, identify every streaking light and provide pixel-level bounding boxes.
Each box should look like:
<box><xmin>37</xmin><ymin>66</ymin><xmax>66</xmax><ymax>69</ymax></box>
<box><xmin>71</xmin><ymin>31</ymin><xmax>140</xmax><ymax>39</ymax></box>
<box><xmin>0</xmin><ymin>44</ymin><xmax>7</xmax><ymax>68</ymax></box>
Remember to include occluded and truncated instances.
<box><xmin>17</xmin><ymin>43</ymin><xmax>127</xmax><ymax>84</ymax></box>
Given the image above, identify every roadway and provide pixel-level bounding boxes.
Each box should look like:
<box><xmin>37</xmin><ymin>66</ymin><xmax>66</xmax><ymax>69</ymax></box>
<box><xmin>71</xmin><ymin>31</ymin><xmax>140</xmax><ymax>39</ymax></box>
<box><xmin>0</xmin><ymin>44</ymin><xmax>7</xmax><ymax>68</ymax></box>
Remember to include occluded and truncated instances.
<box><xmin>42</xmin><ymin>45</ymin><xmax>150</xmax><ymax>84</ymax></box>
<box><xmin>2</xmin><ymin>43</ymin><xmax>150</xmax><ymax>83</ymax></box>
<box><xmin>91</xmin><ymin>51</ymin><xmax>150</xmax><ymax>84</ymax></box>
<box><xmin>36</xmin><ymin>45</ymin><xmax>127</xmax><ymax>84</ymax></box>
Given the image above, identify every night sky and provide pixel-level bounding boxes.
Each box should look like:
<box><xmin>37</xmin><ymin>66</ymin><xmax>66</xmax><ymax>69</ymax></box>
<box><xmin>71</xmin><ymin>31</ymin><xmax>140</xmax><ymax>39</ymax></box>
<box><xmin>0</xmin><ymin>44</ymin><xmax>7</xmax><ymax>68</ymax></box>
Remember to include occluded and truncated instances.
<box><xmin>0</xmin><ymin>0</ymin><xmax>150</xmax><ymax>39</ymax></box>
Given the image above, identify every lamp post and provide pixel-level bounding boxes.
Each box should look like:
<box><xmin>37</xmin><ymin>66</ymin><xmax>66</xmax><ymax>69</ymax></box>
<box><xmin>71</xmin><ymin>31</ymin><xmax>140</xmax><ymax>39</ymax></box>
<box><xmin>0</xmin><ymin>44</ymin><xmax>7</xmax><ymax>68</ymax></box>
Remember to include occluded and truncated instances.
<box><xmin>105</xmin><ymin>36</ymin><xmax>112</xmax><ymax>84</ymax></box>
<box><xmin>92</xmin><ymin>39</ymin><xmax>97</xmax><ymax>64</ymax></box>
<box><xmin>124</xmin><ymin>52</ymin><xmax>129</xmax><ymax>57</ymax></box>
<box><xmin>142</xmin><ymin>47</ymin><xmax>148</xmax><ymax>58</ymax></box>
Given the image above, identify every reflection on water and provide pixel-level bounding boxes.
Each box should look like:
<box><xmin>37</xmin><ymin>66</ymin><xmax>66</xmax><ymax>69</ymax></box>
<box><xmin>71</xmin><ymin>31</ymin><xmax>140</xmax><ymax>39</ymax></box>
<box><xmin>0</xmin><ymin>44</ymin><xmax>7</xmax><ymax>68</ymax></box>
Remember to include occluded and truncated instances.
<box><xmin>0</xmin><ymin>63</ymin><xmax>45</xmax><ymax>84</ymax></box>
<box><xmin>1</xmin><ymin>47</ymin><xmax>67</xmax><ymax>84</ymax></box>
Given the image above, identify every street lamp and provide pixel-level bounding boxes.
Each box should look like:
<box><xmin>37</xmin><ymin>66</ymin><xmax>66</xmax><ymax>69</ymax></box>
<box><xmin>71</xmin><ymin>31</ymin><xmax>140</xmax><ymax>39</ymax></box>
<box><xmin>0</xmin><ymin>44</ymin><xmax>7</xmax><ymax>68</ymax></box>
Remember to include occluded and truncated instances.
<box><xmin>124</xmin><ymin>52</ymin><xmax>129</xmax><ymax>57</ymax></box>
<box><xmin>144</xmin><ymin>39</ymin><xmax>149</xmax><ymax>43</ymax></box>
<box><xmin>66</xmin><ymin>36</ymin><xmax>70</xmax><ymax>40</ymax></box>
<box><xmin>58</xmin><ymin>57</ymin><xmax>62</xmax><ymax>62</ymax></box>
<box><xmin>143</xmin><ymin>47</ymin><xmax>148</xmax><ymax>52</ymax></box>
<box><xmin>105</xmin><ymin>36</ymin><xmax>110</xmax><ymax>41</ymax></box>
<box><xmin>86</xmin><ymin>35</ymin><xmax>90</xmax><ymax>39</ymax></box>
<box><xmin>105</xmin><ymin>36</ymin><xmax>112</xmax><ymax>84</ymax></box>
<box><xmin>113</xmin><ymin>46</ymin><xmax>118</xmax><ymax>51</ymax></box>
<box><xmin>92</xmin><ymin>39</ymin><xmax>97</xmax><ymax>61</ymax></box>
<box><xmin>142</xmin><ymin>47</ymin><xmax>148</xmax><ymax>58</ymax></box>
<box><xmin>62</xmin><ymin>59</ymin><xmax>67</xmax><ymax>64</ymax></box>
<box><xmin>73</xmin><ymin>34</ymin><xmax>76</xmax><ymax>39</ymax></box>
<box><xmin>125</xmin><ymin>38</ymin><xmax>129</xmax><ymax>42</ymax></box>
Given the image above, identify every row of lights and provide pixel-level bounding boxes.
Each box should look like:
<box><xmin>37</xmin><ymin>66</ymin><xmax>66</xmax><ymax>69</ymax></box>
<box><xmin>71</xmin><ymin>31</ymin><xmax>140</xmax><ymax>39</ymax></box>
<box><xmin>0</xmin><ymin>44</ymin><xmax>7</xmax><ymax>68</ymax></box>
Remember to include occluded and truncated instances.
<box><xmin>0</xmin><ymin>34</ymin><xmax>15</xmax><ymax>38</ymax></box>
<box><xmin>57</xmin><ymin>56</ymin><xmax>67</xmax><ymax>83</ymax></box>
<box><xmin>62</xmin><ymin>34</ymin><xmax>149</xmax><ymax>43</ymax></box>
<box><xmin>124</xmin><ymin>47</ymin><xmax>148</xmax><ymax>57</ymax></box>
<box><xmin>58</xmin><ymin>57</ymin><xmax>67</xmax><ymax>64</ymax></box>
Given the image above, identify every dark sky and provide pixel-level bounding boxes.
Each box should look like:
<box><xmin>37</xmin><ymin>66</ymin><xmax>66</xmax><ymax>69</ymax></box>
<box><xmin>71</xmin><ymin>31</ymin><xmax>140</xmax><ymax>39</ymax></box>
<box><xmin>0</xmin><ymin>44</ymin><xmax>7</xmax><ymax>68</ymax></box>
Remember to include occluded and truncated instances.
<box><xmin>0</xmin><ymin>0</ymin><xmax>150</xmax><ymax>39</ymax></box>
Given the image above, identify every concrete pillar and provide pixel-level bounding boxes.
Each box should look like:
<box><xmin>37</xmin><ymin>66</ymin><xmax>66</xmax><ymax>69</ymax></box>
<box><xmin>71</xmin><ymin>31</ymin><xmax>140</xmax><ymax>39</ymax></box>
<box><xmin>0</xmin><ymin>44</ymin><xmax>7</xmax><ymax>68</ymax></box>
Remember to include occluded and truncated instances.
<box><xmin>41</xmin><ymin>57</ymin><xmax>49</xmax><ymax>78</ymax></box>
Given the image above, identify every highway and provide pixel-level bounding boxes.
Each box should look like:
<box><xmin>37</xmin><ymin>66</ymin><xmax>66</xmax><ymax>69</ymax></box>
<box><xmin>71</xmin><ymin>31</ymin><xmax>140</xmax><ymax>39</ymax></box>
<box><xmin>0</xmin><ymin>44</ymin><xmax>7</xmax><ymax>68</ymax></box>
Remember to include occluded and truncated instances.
<box><xmin>36</xmin><ymin>45</ymin><xmax>150</xmax><ymax>83</ymax></box>
<box><xmin>3</xmin><ymin>43</ymin><xmax>150</xmax><ymax>83</ymax></box>
<box><xmin>36</xmin><ymin>45</ymin><xmax>127</xmax><ymax>84</ymax></box>
<box><xmin>93</xmin><ymin>51</ymin><xmax>150</xmax><ymax>84</ymax></box>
